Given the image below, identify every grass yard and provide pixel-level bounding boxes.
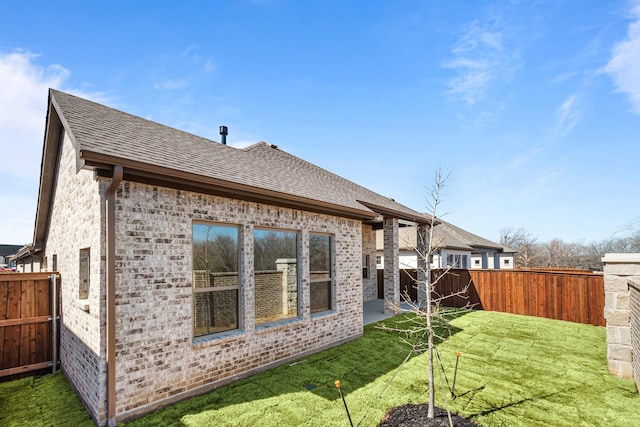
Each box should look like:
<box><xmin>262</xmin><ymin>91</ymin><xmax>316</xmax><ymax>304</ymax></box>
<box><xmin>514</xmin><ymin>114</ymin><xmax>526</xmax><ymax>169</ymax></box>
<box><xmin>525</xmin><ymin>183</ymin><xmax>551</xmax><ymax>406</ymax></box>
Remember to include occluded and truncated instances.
<box><xmin>1</xmin><ymin>311</ymin><xmax>639</xmax><ymax>426</ymax></box>
<box><xmin>0</xmin><ymin>371</ymin><xmax>93</xmax><ymax>426</ymax></box>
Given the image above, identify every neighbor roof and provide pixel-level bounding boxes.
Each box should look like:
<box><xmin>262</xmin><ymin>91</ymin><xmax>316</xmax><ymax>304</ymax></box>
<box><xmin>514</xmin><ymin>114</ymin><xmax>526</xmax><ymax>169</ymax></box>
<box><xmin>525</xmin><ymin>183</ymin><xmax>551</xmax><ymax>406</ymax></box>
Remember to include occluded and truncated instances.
<box><xmin>0</xmin><ymin>244</ymin><xmax>22</xmax><ymax>258</ymax></box>
<box><xmin>33</xmin><ymin>90</ymin><xmax>426</xmax><ymax>247</ymax></box>
<box><xmin>434</xmin><ymin>220</ymin><xmax>513</xmax><ymax>251</ymax></box>
<box><xmin>376</xmin><ymin>218</ymin><xmax>512</xmax><ymax>253</ymax></box>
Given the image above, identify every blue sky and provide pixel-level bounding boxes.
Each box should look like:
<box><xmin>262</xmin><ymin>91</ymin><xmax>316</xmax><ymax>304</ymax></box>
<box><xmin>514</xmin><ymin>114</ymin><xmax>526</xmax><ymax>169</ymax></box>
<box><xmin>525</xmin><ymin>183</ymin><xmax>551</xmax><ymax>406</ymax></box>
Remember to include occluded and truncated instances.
<box><xmin>1</xmin><ymin>0</ymin><xmax>639</xmax><ymax>246</ymax></box>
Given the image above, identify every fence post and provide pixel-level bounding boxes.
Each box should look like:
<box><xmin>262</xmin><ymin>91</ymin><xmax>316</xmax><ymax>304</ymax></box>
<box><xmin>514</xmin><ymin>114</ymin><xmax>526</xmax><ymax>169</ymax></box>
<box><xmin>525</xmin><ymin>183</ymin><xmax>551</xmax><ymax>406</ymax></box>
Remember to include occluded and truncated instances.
<box><xmin>602</xmin><ymin>253</ymin><xmax>640</xmax><ymax>380</ymax></box>
<box><xmin>50</xmin><ymin>274</ymin><xmax>58</xmax><ymax>374</ymax></box>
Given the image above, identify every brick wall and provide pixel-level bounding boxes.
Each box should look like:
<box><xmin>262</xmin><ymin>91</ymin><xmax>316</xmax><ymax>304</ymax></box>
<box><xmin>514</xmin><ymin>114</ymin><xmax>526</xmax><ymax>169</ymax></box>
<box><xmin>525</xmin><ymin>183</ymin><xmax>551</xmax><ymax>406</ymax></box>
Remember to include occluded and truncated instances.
<box><xmin>43</xmin><ymin>131</ymin><xmax>107</xmax><ymax>423</ymax></box>
<box><xmin>112</xmin><ymin>181</ymin><xmax>363</xmax><ymax>421</ymax></box>
<box><xmin>254</xmin><ymin>270</ymin><xmax>286</xmax><ymax>320</ymax></box>
<box><xmin>192</xmin><ymin>271</ymin><xmax>240</xmax><ymax>330</ymax></box>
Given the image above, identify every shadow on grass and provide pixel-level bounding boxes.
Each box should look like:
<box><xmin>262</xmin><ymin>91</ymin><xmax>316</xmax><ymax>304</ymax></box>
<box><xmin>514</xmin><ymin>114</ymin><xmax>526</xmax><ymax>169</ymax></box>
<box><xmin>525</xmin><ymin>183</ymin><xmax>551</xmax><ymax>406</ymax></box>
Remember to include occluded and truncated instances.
<box><xmin>467</xmin><ymin>386</ymin><xmax>579</xmax><ymax>419</ymax></box>
<box><xmin>126</xmin><ymin>311</ymin><xmax>470</xmax><ymax>426</ymax></box>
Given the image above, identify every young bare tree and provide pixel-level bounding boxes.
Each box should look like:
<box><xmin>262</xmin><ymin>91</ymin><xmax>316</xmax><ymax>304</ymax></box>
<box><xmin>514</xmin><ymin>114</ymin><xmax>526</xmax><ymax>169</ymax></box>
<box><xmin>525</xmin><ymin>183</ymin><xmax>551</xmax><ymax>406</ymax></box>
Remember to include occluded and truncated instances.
<box><xmin>380</xmin><ymin>169</ymin><xmax>472</xmax><ymax>423</ymax></box>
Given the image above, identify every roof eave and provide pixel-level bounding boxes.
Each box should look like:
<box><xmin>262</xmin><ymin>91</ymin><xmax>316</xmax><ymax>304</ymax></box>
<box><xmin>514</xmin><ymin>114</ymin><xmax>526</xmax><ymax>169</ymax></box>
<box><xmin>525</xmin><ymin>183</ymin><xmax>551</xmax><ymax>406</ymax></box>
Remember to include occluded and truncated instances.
<box><xmin>357</xmin><ymin>200</ymin><xmax>428</xmax><ymax>225</ymax></box>
<box><xmin>32</xmin><ymin>91</ymin><xmax>64</xmax><ymax>250</ymax></box>
<box><xmin>81</xmin><ymin>150</ymin><xmax>380</xmax><ymax>222</ymax></box>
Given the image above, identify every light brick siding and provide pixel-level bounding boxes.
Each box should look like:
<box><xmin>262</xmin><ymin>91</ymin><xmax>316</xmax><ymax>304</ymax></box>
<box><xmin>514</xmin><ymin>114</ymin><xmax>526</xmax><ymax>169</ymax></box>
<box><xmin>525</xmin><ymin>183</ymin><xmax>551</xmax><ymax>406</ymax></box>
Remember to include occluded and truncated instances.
<box><xmin>113</xmin><ymin>181</ymin><xmax>363</xmax><ymax>420</ymax></box>
<box><xmin>362</xmin><ymin>224</ymin><xmax>378</xmax><ymax>301</ymax></box>
<box><xmin>43</xmin><ymin>131</ymin><xmax>107</xmax><ymax>423</ymax></box>
<box><xmin>629</xmin><ymin>279</ymin><xmax>640</xmax><ymax>392</ymax></box>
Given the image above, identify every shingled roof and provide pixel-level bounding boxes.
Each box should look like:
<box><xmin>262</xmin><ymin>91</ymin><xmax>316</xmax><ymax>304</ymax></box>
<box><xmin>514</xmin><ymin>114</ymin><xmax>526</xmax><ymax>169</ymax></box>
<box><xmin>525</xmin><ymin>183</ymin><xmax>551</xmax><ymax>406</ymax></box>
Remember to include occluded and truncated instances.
<box><xmin>377</xmin><ymin>218</ymin><xmax>514</xmax><ymax>253</ymax></box>
<box><xmin>33</xmin><ymin>89</ymin><xmax>425</xmax><ymax>246</ymax></box>
<box><xmin>0</xmin><ymin>244</ymin><xmax>22</xmax><ymax>258</ymax></box>
<box><xmin>432</xmin><ymin>220</ymin><xmax>505</xmax><ymax>251</ymax></box>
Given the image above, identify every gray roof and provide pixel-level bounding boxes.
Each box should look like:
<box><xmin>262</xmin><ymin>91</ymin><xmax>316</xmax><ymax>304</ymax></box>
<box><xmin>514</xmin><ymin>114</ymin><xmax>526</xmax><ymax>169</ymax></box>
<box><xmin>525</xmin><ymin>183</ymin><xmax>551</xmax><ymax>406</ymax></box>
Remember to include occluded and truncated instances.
<box><xmin>377</xmin><ymin>218</ymin><xmax>514</xmax><ymax>253</ymax></box>
<box><xmin>0</xmin><ymin>245</ymin><xmax>22</xmax><ymax>257</ymax></box>
<box><xmin>433</xmin><ymin>219</ymin><xmax>504</xmax><ymax>251</ymax></box>
<box><xmin>33</xmin><ymin>90</ymin><xmax>425</xmax><ymax>246</ymax></box>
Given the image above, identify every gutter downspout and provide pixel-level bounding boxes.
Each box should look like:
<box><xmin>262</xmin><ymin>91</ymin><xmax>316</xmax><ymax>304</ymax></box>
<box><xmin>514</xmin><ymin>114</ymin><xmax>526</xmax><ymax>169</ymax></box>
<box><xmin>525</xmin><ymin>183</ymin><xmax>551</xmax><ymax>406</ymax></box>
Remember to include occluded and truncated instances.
<box><xmin>50</xmin><ymin>273</ymin><xmax>58</xmax><ymax>374</ymax></box>
<box><xmin>106</xmin><ymin>165</ymin><xmax>123</xmax><ymax>427</ymax></box>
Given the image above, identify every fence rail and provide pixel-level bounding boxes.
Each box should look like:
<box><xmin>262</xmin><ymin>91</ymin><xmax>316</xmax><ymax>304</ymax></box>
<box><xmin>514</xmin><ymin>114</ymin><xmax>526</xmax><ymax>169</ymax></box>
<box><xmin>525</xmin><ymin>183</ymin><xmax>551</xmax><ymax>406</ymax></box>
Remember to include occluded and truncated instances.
<box><xmin>0</xmin><ymin>273</ymin><xmax>59</xmax><ymax>380</ymax></box>
<box><xmin>378</xmin><ymin>268</ymin><xmax>605</xmax><ymax>326</ymax></box>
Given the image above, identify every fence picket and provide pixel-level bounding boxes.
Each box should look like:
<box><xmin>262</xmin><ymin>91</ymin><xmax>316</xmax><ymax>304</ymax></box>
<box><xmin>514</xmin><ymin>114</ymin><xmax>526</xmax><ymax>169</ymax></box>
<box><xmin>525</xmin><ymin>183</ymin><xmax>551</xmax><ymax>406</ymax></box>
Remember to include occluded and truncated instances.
<box><xmin>0</xmin><ymin>273</ymin><xmax>57</xmax><ymax>380</ymax></box>
<box><xmin>377</xmin><ymin>268</ymin><xmax>605</xmax><ymax>326</ymax></box>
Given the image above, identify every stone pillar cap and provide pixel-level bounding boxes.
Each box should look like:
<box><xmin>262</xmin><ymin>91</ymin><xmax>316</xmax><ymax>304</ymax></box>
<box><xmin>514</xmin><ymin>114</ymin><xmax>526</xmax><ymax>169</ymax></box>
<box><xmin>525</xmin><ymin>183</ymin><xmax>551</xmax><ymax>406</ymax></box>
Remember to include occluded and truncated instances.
<box><xmin>602</xmin><ymin>253</ymin><xmax>640</xmax><ymax>263</ymax></box>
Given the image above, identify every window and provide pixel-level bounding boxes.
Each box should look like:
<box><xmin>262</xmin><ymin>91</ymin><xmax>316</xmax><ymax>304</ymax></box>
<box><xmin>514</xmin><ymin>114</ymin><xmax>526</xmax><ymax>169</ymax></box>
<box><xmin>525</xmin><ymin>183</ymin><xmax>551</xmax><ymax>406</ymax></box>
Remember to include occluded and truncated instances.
<box><xmin>254</xmin><ymin>228</ymin><xmax>299</xmax><ymax>325</ymax></box>
<box><xmin>79</xmin><ymin>248</ymin><xmax>90</xmax><ymax>299</ymax></box>
<box><xmin>362</xmin><ymin>254</ymin><xmax>370</xmax><ymax>279</ymax></box>
<box><xmin>52</xmin><ymin>254</ymin><xmax>57</xmax><ymax>272</ymax></box>
<box><xmin>474</xmin><ymin>259</ymin><xmax>480</xmax><ymax>266</ymax></box>
<box><xmin>446</xmin><ymin>254</ymin><xmax>468</xmax><ymax>269</ymax></box>
<box><xmin>310</xmin><ymin>233</ymin><xmax>334</xmax><ymax>314</ymax></box>
<box><xmin>504</xmin><ymin>259</ymin><xmax>510</xmax><ymax>265</ymax></box>
<box><xmin>192</xmin><ymin>223</ymin><xmax>240</xmax><ymax>337</ymax></box>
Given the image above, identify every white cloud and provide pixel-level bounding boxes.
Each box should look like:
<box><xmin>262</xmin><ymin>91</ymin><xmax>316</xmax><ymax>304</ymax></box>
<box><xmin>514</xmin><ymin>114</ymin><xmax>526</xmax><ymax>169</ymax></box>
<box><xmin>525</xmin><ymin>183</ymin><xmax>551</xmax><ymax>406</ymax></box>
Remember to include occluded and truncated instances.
<box><xmin>443</xmin><ymin>19</ymin><xmax>517</xmax><ymax>106</ymax></box>
<box><xmin>605</xmin><ymin>2</ymin><xmax>640</xmax><ymax>114</ymax></box>
<box><xmin>555</xmin><ymin>94</ymin><xmax>580</xmax><ymax>135</ymax></box>
<box><xmin>0</xmin><ymin>51</ymin><xmax>72</xmax><ymax>182</ymax></box>
<box><xmin>517</xmin><ymin>170</ymin><xmax>561</xmax><ymax>201</ymax></box>
<box><xmin>506</xmin><ymin>148</ymin><xmax>542</xmax><ymax>172</ymax></box>
<box><xmin>153</xmin><ymin>79</ymin><xmax>189</xmax><ymax>90</ymax></box>
<box><xmin>0</xmin><ymin>51</ymin><xmax>71</xmax><ymax>244</ymax></box>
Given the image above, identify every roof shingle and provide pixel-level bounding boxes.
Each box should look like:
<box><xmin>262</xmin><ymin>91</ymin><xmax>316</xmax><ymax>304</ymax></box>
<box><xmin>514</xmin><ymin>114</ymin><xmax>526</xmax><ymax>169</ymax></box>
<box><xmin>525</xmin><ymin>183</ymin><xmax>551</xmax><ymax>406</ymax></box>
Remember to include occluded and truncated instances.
<box><xmin>50</xmin><ymin>89</ymin><xmax>424</xmax><ymax>222</ymax></box>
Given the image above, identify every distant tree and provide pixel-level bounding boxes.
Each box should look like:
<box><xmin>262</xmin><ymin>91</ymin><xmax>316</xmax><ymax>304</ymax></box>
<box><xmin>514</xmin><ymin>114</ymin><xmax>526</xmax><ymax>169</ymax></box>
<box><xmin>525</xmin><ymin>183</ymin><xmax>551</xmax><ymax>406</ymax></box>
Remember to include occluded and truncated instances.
<box><xmin>497</xmin><ymin>217</ymin><xmax>640</xmax><ymax>270</ymax></box>
<box><xmin>193</xmin><ymin>226</ymin><xmax>238</xmax><ymax>274</ymax></box>
<box><xmin>254</xmin><ymin>230</ymin><xmax>297</xmax><ymax>271</ymax></box>
<box><xmin>499</xmin><ymin>227</ymin><xmax>539</xmax><ymax>268</ymax></box>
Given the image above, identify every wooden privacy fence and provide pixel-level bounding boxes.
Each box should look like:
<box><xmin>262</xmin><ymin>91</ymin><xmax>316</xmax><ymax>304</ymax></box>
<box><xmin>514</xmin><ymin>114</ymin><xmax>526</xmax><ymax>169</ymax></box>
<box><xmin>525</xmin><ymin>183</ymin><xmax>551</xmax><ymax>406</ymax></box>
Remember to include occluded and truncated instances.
<box><xmin>378</xmin><ymin>269</ymin><xmax>605</xmax><ymax>326</ymax></box>
<box><xmin>0</xmin><ymin>272</ymin><xmax>60</xmax><ymax>380</ymax></box>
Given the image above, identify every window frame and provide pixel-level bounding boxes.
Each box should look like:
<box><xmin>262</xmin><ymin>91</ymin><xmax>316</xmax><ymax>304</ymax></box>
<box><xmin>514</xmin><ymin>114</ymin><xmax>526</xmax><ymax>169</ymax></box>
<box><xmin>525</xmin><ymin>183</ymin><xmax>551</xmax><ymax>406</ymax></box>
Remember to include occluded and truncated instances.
<box><xmin>362</xmin><ymin>254</ymin><xmax>370</xmax><ymax>279</ymax></box>
<box><xmin>253</xmin><ymin>227</ymin><xmax>301</xmax><ymax>327</ymax></box>
<box><xmin>79</xmin><ymin>248</ymin><xmax>90</xmax><ymax>300</ymax></box>
<box><xmin>192</xmin><ymin>221</ymin><xmax>242</xmax><ymax>339</ymax></box>
<box><xmin>309</xmin><ymin>232</ymin><xmax>335</xmax><ymax>315</ymax></box>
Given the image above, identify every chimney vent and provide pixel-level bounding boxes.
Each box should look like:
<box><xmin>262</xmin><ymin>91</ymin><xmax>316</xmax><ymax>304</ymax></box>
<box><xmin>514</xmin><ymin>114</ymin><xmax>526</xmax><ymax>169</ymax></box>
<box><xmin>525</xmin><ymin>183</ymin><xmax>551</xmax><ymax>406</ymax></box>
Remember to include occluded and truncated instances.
<box><xmin>219</xmin><ymin>125</ymin><xmax>228</xmax><ymax>145</ymax></box>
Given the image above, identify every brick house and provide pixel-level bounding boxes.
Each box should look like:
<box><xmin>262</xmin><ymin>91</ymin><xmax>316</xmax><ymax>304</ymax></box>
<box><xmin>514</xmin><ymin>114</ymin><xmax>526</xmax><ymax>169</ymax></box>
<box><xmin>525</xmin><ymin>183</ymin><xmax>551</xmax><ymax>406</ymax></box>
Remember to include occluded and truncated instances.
<box><xmin>25</xmin><ymin>89</ymin><xmax>426</xmax><ymax>425</ymax></box>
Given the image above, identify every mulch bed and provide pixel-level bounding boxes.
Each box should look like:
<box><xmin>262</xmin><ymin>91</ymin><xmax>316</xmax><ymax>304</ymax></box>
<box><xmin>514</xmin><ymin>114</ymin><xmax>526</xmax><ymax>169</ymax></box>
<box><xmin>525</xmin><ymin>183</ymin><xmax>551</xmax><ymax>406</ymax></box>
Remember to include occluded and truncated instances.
<box><xmin>379</xmin><ymin>404</ymin><xmax>480</xmax><ymax>427</ymax></box>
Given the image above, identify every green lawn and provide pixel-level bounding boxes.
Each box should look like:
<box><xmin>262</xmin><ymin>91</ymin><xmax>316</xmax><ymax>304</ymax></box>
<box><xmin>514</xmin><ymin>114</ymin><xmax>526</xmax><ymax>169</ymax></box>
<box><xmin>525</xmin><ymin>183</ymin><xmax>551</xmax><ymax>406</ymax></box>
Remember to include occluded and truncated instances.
<box><xmin>1</xmin><ymin>311</ymin><xmax>639</xmax><ymax>426</ymax></box>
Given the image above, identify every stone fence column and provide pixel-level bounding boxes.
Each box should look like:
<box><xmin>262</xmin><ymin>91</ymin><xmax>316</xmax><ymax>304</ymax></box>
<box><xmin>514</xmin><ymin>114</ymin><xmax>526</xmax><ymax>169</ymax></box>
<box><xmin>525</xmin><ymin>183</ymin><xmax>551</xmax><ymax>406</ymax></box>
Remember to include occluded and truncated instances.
<box><xmin>602</xmin><ymin>253</ymin><xmax>640</xmax><ymax>380</ymax></box>
<box><xmin>276</xmin><ymin>258</ymin><xmax>298</xmax><ymax>316</ymax></box>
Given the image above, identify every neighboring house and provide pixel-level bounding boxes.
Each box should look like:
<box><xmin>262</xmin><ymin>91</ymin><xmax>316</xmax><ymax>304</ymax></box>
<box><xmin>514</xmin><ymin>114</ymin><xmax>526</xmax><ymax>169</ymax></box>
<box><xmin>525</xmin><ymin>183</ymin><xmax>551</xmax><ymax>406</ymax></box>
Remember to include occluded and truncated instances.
<box><xmin>19</xmin><ymin>89</ymin><xmax>426</xmax><ymax>425</ymax></box>
<box><xmin>376</xmin><ymin>219</ymin><xmax>516</xmax><ymax>270</ymax></box>
<box><xmin>11</xmin><ymin>244</ymin><xmax>43</xmax><ymax>272</ymax></box>
<box><xmin>0</xmin><ymin>244</ymin><xmax>22</xmax><ymax>270</ymax></box>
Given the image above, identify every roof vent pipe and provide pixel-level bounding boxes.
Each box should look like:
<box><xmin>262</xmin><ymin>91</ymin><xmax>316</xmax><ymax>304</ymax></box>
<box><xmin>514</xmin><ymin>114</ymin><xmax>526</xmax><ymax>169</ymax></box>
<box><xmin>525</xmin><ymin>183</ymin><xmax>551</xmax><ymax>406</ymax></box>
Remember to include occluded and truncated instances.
<box><xmin>219</xmin><ymin>125</ymin><xmax>228</xmax><ymax>145</ymax></box>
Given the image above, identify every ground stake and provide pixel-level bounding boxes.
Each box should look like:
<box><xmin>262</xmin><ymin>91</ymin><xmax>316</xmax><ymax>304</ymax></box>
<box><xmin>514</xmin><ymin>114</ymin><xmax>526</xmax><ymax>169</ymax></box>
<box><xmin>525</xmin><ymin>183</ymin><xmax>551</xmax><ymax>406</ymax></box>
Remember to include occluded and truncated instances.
<box><xmin>335</xmin><ymin>380</ymin><xmax>354</xmax><ymax>427</ymax></box>
<box><xmin>451</xmin><ymin>352</ymin><xmax>461</xmax><ymax>400</ymax></box>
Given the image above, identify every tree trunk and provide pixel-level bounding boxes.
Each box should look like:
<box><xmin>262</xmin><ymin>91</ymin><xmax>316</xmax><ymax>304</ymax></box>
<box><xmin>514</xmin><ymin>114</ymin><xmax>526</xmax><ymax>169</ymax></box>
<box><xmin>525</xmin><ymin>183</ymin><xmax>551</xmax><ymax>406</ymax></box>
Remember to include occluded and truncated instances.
<box><xmin>426</xmin><ymin>261</ymin><xmax>435</xmax><ymax>418</ymax></box>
